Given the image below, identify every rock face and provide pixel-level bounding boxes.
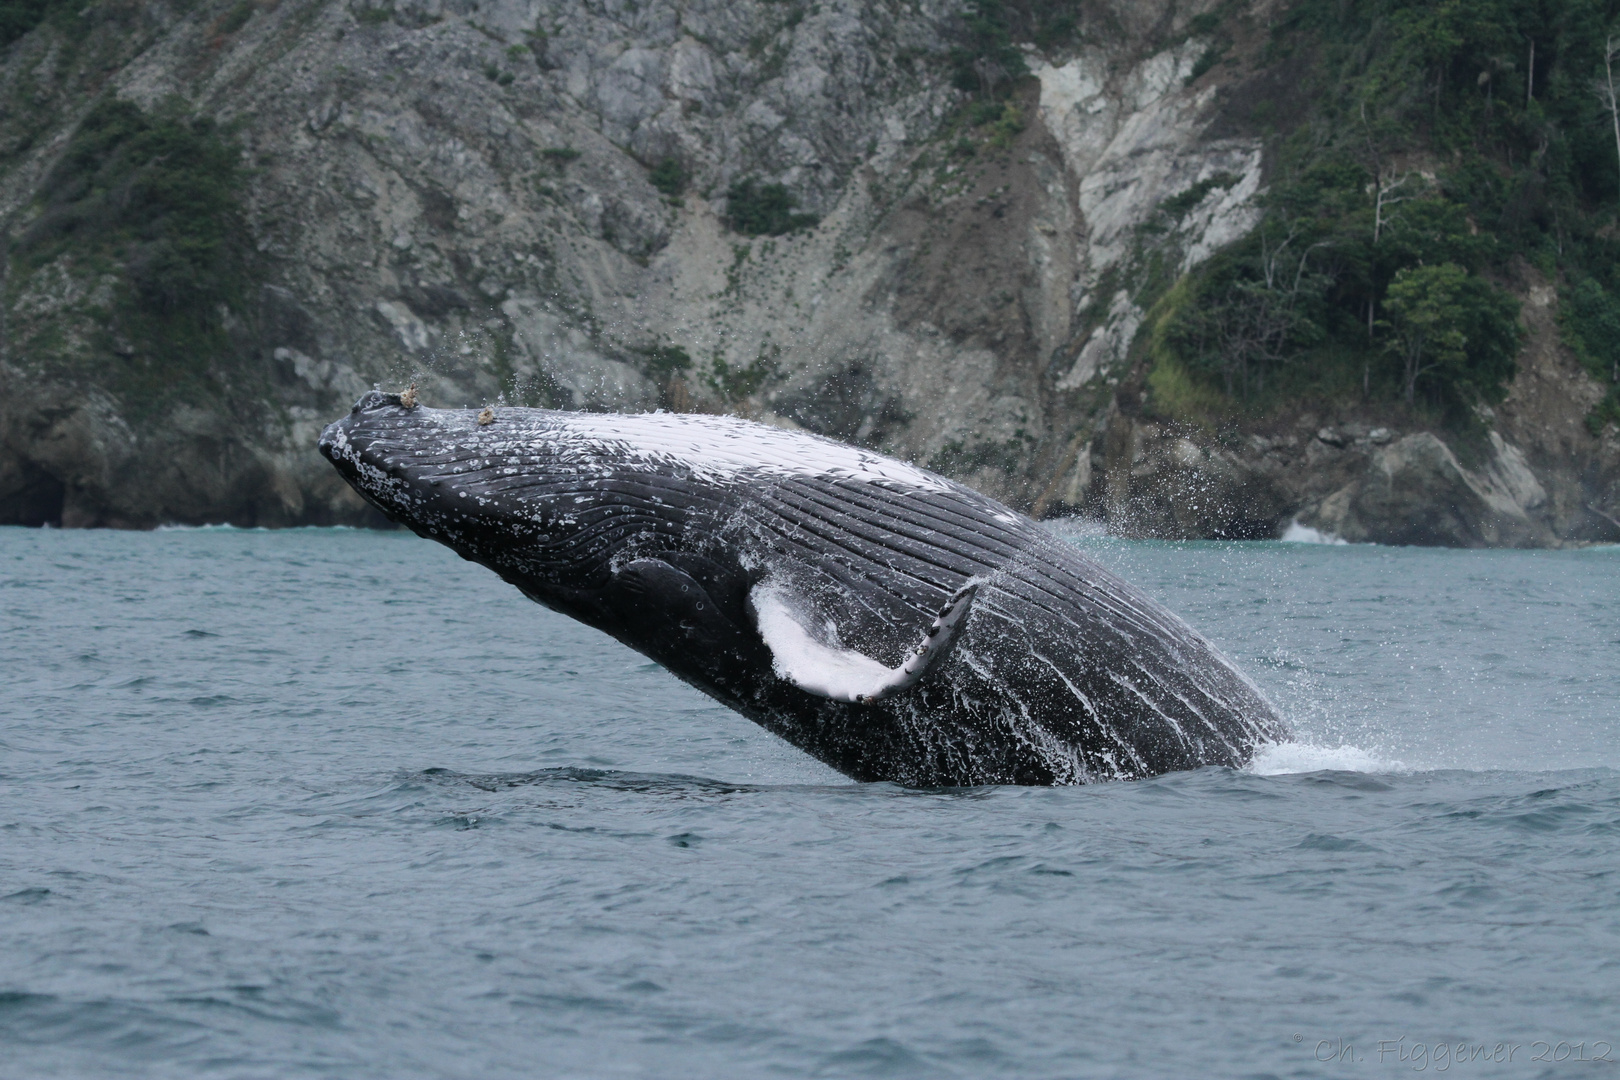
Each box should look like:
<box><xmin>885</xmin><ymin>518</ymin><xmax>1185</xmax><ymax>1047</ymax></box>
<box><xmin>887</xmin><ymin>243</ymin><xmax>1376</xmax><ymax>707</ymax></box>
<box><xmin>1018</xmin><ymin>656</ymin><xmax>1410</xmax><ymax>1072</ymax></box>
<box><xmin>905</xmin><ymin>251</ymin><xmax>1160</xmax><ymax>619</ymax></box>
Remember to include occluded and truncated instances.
<box><xmin>1306</xmin><ymin>432</ymin><xmax>1548</xmax><ymax>547</ymax></box>
<box><xmin>0</xmin><ymin>0</ymin><xmax>1616</xmax><ymax>542</ymax></box>
<box><xmin>1082</xmin><ymin>273</ymin><xmax>1620</xmax><ymax>547</ymax></box>
<box><xmin>1094</xmin><ymin>422</ymin><xmax>1558</xmax><ymax>548</ymax></box>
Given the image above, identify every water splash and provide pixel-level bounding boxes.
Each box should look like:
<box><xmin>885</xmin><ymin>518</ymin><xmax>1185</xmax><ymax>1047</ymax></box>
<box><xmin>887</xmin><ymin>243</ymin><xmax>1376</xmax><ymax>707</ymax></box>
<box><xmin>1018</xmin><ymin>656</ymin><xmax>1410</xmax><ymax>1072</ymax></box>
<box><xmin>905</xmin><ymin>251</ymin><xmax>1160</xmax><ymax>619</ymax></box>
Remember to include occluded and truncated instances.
<box><xmin>1279</xmin><ymin>519</ymin><xmax>1349</xmax><ymax>545</ymax></box>
<box><xmin>1247</xmin><ymin>739</ymin><xmax>1409</xmax><ymax>775</ymax></box>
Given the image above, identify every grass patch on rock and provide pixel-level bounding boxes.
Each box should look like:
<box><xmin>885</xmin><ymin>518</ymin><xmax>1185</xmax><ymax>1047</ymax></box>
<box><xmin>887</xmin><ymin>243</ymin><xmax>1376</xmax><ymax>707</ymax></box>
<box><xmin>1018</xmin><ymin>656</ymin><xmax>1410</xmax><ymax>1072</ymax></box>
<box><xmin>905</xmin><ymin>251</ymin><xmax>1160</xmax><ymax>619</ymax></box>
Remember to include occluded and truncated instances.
<box><xmin>723</xmin><ymin>178</ymin><xmax>817</xmax><ymax>237</ymax></box>
<box><xmin>7</xmin><ymin>97</ymin><xmax>259</xmax><ymax>416</ymax></box>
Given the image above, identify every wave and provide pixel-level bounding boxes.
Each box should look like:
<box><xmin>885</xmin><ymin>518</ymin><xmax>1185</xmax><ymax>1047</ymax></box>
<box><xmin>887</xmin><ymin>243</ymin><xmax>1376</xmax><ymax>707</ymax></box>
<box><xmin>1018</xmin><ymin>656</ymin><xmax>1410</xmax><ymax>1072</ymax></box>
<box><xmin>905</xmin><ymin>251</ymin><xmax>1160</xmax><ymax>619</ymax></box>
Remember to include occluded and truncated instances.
<box><xmin>151</xmin><ymin>523</ymin><xmax>361</xmax><ymax>532</ymax></box>
<box><xmin>415</xmin><ymin>765</ymin><xmax>767</xmax><ymax>797</ymax></box>
<box><xmin>1278</xmin><ymin>519</ymin><xmax>1350</xmax><ymax>545</ymax></box>
<box><xmin>1246</xmin><ymin>739</ymin><xmax>1409</xmax><ymax>775</ymax></box>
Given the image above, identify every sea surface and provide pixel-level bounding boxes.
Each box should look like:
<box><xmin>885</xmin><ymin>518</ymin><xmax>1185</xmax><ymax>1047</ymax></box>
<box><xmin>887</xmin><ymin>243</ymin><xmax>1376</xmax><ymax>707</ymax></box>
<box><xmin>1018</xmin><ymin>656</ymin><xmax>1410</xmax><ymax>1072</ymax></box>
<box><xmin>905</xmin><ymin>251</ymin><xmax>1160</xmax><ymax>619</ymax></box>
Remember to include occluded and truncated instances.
<box><xmin>2</xmin><ymin>524</ymin><xmax>1617</xmax><ymax>1079</ymax></box>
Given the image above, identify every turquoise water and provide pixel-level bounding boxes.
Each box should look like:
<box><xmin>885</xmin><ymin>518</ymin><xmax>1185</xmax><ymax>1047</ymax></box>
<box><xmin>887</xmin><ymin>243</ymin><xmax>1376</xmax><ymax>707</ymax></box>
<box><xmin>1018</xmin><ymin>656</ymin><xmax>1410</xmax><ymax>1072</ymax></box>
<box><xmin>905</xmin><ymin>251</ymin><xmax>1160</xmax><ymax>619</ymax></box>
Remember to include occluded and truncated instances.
<box><xmin>2</xmin><ymin>525</ymin><xmax>1617</xmax><ymax>1078</ymax></box>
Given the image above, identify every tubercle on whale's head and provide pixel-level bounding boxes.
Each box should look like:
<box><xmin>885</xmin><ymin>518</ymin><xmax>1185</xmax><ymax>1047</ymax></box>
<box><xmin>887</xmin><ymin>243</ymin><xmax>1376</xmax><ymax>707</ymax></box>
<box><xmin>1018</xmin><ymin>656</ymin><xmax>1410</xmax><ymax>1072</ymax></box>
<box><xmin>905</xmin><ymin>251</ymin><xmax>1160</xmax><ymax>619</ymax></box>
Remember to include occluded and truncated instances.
<box><xmin>350</xmin><ymin>389</ymin><xmax>405</xmax><ymax>414</ymax></box>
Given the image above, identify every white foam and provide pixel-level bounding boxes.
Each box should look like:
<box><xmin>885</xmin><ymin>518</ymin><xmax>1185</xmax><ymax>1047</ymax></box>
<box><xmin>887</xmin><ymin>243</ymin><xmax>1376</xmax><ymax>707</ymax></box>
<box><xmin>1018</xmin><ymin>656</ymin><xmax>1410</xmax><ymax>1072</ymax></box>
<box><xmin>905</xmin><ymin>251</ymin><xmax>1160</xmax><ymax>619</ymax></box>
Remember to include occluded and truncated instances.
<box><xmin>1246</xmin><ymin>740</ymin><xmax>1408</xmax><ymax>775</ymax></box>
<box><xmin>429</xmin><ymin>408</ymin><xmax>956</xmax><ymax>494</ymax></box>
<box><xmin>1279</xmin><ymin>519</ymin><xmax>1348</xmax><ymax>545</ymax></box>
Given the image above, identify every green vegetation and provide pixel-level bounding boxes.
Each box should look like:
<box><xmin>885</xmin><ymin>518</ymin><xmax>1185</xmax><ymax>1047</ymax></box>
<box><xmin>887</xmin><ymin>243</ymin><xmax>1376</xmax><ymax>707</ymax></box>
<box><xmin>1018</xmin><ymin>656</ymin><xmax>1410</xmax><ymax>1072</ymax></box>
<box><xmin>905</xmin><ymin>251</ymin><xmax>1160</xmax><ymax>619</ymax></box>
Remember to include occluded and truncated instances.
<box><xmin>1140</xmin><ymin>0</ymin><xmax>1620</xmax><ymax>429</ymax></box>
<box><xmin>0</xmin><ymin>0</ymin><xmax>118</xmax><ymax>59</ymax></box>
<box><xmin>930</xmin><ymin>433</ymin><xmax>1037</xmax><ymax>477</ymax></box>
<box><xmin>353</xmin><ymin>4</ymin><xmax>393</xmax><ymax>27</ymax></box>
<box><xmin>0</xmin><ymin>0</ymin><xmax>66</xmax><ymax>47</ymax></box>
<box><xmin>939</xmin><ymin>2</ymin><xmax>1075</xmax><ymax>160</ymax></box>
<box><xmin>1158</xmin><ymin>172</ymin><xmax>1242</xmax><ymax>219</ymax></box>
<box><xmin>948</xmin><ymin>1</ymin><xmax>1083</xmax><ymax>95</ymax></box>
<box><xmin>1159</xmin><ymin>222</ymin><xmax>1333</xmax><ymax>400</ymax></box>
<box><xmin>541</xmin><ymin>146</ymin><xmax>581</xmax><ymax>168</ymax></box>
<box><xmin>640</xmin><ymin>343</ymin><xmax>693</xmax><ymax>381</ymax></box>
<box><xmin>949</xmin><ymin>0</ymin><xmax>1029</xmax><ymax>95</ymax></box>
<box><xmin>1380</xmin><ymin>263</ymin><xmax>1520</xmax><ymax>405</ymax></box>
<box><xmin>648</xmin><ymin>157</ymin><xmax>686</xmax><ymax>197</ymax></box>
<box><xmin>983</xmin><ymin>99</ymin><xmax>1025</xmax><ymax>147</ymax></box>
<box><xmin>1186</xmin><ymin>42</ymin><xmax>1227</xmax><ymax>85</ymax></box>
<box><xmin>724</xmin><ymin>178</ymin><xmax>817</xmax><ymax>236</ymax></box>
<box><xmin>8</xmin><ymin>98</ymin><xmax>256</xmax><ymax>411</ymax></box>
<box><xmin>1564</xmin><ymin>276</ymin><xmax>1620</xmax><ymax>430</ymax></box>
<box><xmin>219</xmin><ymin>0</ymin><xmax>255</xmax><ymax>35</ymax></box>
<box><xmin>943</xmin><ymin>95</ymin><xmax>1027</xmax><ymax>160</ymax></box>
<box><xmin>707</xmin><ymin>348</ymin><xmax>779</xmax><ymax>400</ymax></box>
<box><xmin>18</xmin><ymin>99</ymin><xmax>251</xmax><ymax>314</ymax></box>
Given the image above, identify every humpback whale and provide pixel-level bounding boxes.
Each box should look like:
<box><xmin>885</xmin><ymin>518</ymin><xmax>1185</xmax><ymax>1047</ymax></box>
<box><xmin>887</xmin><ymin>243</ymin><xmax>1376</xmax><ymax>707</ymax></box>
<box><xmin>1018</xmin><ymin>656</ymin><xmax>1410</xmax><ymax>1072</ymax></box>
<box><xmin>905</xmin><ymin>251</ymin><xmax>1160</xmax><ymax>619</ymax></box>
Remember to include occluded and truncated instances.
<box><xmin>319</xmin><ymin>392</ymin><xmax>1287</xmax><ymax>785</ymax></box>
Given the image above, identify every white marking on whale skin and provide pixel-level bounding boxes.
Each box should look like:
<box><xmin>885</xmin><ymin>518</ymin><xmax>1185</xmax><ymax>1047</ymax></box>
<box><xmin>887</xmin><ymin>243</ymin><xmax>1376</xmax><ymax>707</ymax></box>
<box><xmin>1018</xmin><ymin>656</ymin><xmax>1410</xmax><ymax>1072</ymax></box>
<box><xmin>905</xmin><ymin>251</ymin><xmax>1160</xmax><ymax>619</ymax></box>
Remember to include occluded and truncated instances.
<box><xmin>322</xmin><ymin>422</ymin><xmax>427</xmax><ymax>516</ymax></box>
<box><xmin>750</xmin><ymin>581</ymin><xmax>894</xmax><ymax>700</ymax></box>
<box><xmin>414</xmin><ymin>408</ymin><xmax>957</xmax><ymax>494</ymax></box>
<box><xmin>1108</xmin><ymin>669</ymin><xmax>1197</xmax><ymax>755</ymax></box>
<box><xmin>950</xmin><ymin>647</ymin><xmax>1103</xmax><ymax>783</ymax></box>
<box><xmin>749</xmin><ymin>579</ymin><xmax>978</xmax><ymax>703</ymax></box>
<box><xmin>1027</xmin><ymin>650</ymin><xmax>1151</xmax><ymax>775</ymax></box>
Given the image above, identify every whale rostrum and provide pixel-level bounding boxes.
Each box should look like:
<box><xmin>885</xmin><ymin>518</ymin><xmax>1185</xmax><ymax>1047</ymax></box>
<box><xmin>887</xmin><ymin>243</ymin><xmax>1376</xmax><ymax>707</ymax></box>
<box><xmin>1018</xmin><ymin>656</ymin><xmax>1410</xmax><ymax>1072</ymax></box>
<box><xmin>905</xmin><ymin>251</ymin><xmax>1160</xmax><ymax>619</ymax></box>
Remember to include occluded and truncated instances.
<box><xmin>320</xmin><ymin>392</ymin><xmax>1289</xmax><ymax>785</ymax></box>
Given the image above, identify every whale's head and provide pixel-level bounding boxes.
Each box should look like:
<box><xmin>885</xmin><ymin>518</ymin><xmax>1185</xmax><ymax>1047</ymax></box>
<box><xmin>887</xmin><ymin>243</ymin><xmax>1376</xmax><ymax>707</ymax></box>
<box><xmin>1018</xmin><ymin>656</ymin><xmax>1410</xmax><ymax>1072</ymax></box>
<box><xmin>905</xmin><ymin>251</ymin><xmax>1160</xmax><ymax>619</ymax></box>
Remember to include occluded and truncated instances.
<box><xmin>318</xmin><ymin>391</ymin><xmax>668</xmax><ymax>598</ymax></box>
<box><xmin>320</xmin><ymin>388</ymin><xmax>954</xmax><ymax>554</ymax></box>
<box><xmin>319</xmin><ymin>389</ymin><xmax>974</xmax><ymax>617</ymax></box>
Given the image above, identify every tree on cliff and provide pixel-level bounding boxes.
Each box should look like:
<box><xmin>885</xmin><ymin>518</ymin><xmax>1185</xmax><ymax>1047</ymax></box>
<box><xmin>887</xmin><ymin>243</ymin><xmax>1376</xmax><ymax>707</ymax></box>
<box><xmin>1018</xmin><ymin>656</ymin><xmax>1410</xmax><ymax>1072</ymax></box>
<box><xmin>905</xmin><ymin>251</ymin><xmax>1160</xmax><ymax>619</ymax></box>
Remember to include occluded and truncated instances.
<box><xmin>1381</xmin><ymin>265</ymin><xmax>1470</xmax><ymax>405</ymax></box>
<box><xmin>1380</xmin><ymin>264</ymin><xmax>1520</xmax><ymax>407</ymax></box>
<box><xmin>1143</xmin><ymin>0</ymin><xmax>1620</xmax><ymax>429</ymax></box>
<box><xmin>1163</xmin><ymin>217</ymin><xmax>1331</xmax><ymax>399</ymax></box>
<box><xmin>1597</xmin><ymin>36</ymin><xmax>1620</xmax><ymax>187</ymax></box>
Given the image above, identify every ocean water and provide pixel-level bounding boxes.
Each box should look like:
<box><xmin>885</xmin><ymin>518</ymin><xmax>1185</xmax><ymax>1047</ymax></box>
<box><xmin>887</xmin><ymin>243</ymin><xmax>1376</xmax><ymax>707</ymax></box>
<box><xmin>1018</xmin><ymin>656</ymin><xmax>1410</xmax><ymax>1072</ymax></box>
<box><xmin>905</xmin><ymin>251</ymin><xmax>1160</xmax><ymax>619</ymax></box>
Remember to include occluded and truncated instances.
<box><xmin>2</xmin><ymin>524</ymin><xmax>1617</xmax><ymax>1079</ymax></box>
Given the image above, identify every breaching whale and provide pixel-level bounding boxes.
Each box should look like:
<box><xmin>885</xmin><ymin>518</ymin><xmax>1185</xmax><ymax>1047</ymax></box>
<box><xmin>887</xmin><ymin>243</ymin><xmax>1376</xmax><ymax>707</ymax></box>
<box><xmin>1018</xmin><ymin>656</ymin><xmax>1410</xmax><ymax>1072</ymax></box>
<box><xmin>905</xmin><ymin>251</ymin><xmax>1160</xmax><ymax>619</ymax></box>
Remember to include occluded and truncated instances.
<box><xmin>319</xmin><ymin>392</ymin><xmax>1288</xmax><ymax>785</ymax></box>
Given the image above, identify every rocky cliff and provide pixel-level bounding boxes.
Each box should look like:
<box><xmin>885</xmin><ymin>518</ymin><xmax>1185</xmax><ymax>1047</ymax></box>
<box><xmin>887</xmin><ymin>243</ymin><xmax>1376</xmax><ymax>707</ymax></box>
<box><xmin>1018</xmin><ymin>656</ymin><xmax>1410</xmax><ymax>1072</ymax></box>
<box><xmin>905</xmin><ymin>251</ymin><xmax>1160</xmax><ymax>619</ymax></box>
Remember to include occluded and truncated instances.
<box><xmin>1</xmin><ymin>0</ymin><xmax>1616</xmax><ymax>543</ymax></box>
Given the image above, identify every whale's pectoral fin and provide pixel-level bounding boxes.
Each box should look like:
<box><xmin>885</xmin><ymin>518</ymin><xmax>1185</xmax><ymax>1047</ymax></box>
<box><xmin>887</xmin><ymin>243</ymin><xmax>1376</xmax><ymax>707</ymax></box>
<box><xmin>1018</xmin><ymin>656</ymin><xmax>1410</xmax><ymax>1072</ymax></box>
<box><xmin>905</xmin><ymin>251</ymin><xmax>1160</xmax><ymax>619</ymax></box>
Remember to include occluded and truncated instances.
<box><xmin>605</xmin><ymin>558</ymin><xmax>746</xmax><ymax>655</ymax></box>
<box><xmin>749</xmin><ymin>581</ymin><xmax>979</xmax><ymax>704</ymax></box>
